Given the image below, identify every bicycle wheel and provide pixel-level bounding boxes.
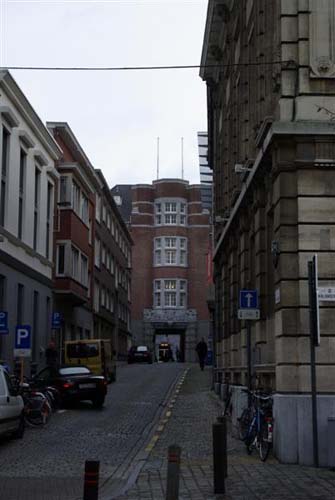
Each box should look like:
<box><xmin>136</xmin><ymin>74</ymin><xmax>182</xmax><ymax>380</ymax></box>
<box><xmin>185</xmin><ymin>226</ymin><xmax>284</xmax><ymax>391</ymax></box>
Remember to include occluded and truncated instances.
<box><xmin>25</xmin><ymin>398</ymin><xmax>51</xmax><ymax>427</ymax></box>
<box><xmin>259</xmin><ymin>423</ymin><xmax>271</xmax><ymax>461</ymax></box>
<box><xmin>238</xmin><ymin>407</ymin><xmax>252</xmax><ymax>441</ymax></box>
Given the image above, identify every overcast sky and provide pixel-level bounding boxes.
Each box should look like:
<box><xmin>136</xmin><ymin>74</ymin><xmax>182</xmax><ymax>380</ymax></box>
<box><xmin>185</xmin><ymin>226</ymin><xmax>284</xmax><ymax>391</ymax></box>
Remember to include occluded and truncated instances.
<box><xmin>2</xmin><ymin>0</ymin><xmax>208</xmax><ymax>187</ymax></box>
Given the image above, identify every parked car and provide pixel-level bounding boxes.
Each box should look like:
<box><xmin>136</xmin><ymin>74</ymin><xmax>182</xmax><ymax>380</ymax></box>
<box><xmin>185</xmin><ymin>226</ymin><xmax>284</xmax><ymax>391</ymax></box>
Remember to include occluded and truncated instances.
<box><xmin>33</xmin><ymin>365</ymin><xmax>108</xmax><ymax>408</ymax></box>
<box><xmin>127</xmin><ymin>345</ymin><xmax>153</xmax><ymax>364</ymax></box>
<box><xmin>0</xmin><ymin>365</ymin><xmax>25</xmax><ymax>439</ymax></box>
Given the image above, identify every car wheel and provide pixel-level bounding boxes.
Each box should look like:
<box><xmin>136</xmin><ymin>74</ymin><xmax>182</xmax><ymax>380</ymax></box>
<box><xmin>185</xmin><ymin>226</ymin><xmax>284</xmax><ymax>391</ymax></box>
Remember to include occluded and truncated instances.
<box><xmin>12</xmin><ymin>413</ymin><xmax>25</xmax><ymax>439</ymax></box>
<box><xmin>92</xmin><ymin>396</ymin><xmax>105</xmax><ymax>409</ymax></box>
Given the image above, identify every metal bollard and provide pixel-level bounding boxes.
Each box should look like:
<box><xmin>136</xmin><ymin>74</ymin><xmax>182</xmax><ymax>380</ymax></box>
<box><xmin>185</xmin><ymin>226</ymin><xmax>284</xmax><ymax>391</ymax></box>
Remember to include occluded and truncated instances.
<box><xmin>83</xmin><ymin>460</ymin><xmax>100</xmax><ymax>500</ymax></box>
<box><xmin>212</xmin><ymin>415</ymin><xmax>227</xmax><ymax>494</ymax></box>
<box><xmin>166</xmin><ymin>444</ymin><xmax>181</xmax><ymax>500</ymax></box>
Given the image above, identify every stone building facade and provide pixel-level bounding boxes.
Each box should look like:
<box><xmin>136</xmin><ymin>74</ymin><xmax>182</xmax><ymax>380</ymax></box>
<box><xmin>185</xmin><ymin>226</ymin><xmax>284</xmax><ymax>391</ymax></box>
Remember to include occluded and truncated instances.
<box><xmin>131</xmin><ymin>179</ymin><xmax>211</xmax><ymax>362</ymax></box>
<box><xmin>0</xmin><ymin>71</ymin><xmax>61</xmax><ymax>369</ymax></box>
<box><xmin>201</xmin><ymin>0</ymin><xmax>335</xmax><ymax>465</ymax></box>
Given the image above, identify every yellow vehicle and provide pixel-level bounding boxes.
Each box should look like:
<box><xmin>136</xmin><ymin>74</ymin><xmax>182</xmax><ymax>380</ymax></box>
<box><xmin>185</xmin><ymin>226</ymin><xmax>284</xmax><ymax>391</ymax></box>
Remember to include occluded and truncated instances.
<box><xmin>64</xmin><ymin>339</ymin><xmax>116</xmax><ymax>383</ymax></box>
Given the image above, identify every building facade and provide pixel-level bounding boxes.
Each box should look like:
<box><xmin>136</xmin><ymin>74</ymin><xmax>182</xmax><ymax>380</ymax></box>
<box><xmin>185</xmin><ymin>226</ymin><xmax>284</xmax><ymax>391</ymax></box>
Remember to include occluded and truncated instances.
<box><xmin>0</xmin><ymin>71</ymin><xmax>61</xmax><ymax>369</ymax></box>
<box><xmin>201</xmin><ymin>0</ymin><xmax>335</xmax><ymax>465</ymax></box>
<box><xmin>93</xmin><ymin>171</ymin><xmax>132</xmax><ymax>359</ymax></box>
<box><xmin>47</xmin><ymin>122</ymin><xmax>98</xmax><ymax>355</ymax></box>
<box><xmin>131</xmin><ymin>179</ymin><xmax>211</xmax><ymax>362</ymax></box>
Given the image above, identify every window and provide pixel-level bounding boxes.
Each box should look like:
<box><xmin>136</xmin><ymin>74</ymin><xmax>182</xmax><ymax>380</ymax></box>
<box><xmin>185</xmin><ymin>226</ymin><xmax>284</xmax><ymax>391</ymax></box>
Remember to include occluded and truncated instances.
<box><xmin>17</xmin><ymin>283</ymin><xmax>24</xmax><ymax>324</ymax></box>
<box><xmin>94</xmin><ymin>238</ymin><xmax>101</xmax><ymax>268</ymax></box>
<box><xmin>80</xmin><ymin>192</ymin><xmax>89</xmax><ymax>224</ymax></box>
<box><xmin>94</xmin><ymin>280</ymin><xmax>100</xmax><ymax>312</ymax></box>
<box><xmin>111</xmin><ymin>256</ymin><xmax>115</xmax><ymax>274</ymax></box>
<box><xmin>153</xmin><ymin>279</ymin><xmax>187</xmax><ymax>309</ymax></box>
<box><xmin>57</xmin><ymin>244</ymin><xmax>65</xmax><ymax>275</ymax></box>
<box><xmin>95</xmin><ymin>194</ymin><xmax>101</xmax><ymax>222</ymax></box>
<box><xmin>59</xmin><ymin>176</ymin><xmax>71</xmax><ymax>205</ymax></box>
<box><xmin>111</xmin><ymin>217</ymin><xmax>115</xmax><ymax>236</ymax></box>
<box><xmin>154</xmin><ymin>237</ymin><xmax>187</xmax><ymax>267</ymax></box>
<box><xmin>33</xmin><ymin>167</ymin><xmax>41</xmax><ymax>251</ymax></box>
<box><xmin>102</xmin><ymin>204</ymin><xmax>106</xmax><ymax>224</ymax></box>
<box><xmin>107</xmin><ymin>212</ymin><xmax>111</xmax><ymax>230</ymax></box>
<box><xmin>81</xmin><ymin>254</ymin><xmax>88</xmax><ymax>286</ymax></box>
<box><xmin>46</xmin><ymin>182</ymin><xmax>53</xmax><ymax>259</ymax></box>
<box><xmin>102</xmin><ymin>245</ymin><xmax>106</xmax><ymax>266</ymax></box>
<box><xmin>72</xmin><ymin>247</ymin><xmax>79</xmax><ymax>280</ymax></box>
<box><xmin>0</xmin><ymin>127</ymin><xmax>10</xmax><ymax>227</ymax></box>
<box><xmin>72</xmin><ymin>182</ymin><xmax>80</xmax><ymax>215</ymax></box>
<box><xmin>18</xmin><ymin>149</ymin><xmax>26</xmax><ymax>239</ymax></box>
<box><xmin>0</xmin><ymin>275</ymin><xmax>6</xmax><ymax>310</ymax></box>
<box><xmin>101</xmin><ymin>286</ymin><xmax>106</xmax><ymax>307</ymax></box>
<box><xmin>154</xmin><ymin>200</ymin><xmax>187</xmax><ymax>227</ymax></box>
<box><xmin>165</xmin><ymin>214</ymin><xmax>177</xmax><ymax>225</ymax></box>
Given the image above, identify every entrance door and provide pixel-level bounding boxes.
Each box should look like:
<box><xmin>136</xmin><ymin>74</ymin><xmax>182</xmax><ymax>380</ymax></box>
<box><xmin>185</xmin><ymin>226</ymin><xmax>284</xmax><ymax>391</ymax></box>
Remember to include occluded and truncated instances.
<box><xmin>154</xmin><ymin>330</ymin><xmax>185</xmax><ymax>362</ymax></box>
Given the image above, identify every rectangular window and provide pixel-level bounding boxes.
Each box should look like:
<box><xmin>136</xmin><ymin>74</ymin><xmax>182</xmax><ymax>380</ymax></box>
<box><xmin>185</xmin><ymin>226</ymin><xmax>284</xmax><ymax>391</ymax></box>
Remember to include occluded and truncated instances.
<box><xmin>102</xmin><ymin>245</ymin><xmax>106</xmax><ymax>266</ymax></box>
<box><xmin>80</xmin><ymin>192</ymin><xmax>89</xmax><ymax>224</ymax></box>
<box><xmin>95</xmin><ymin>194</ymin><xmax>101</xmax><ymax>222</ymax></box>
<box><xmin>111</xmin><ymin>217</ymin><xmax>115</xmax><ymax>236</ymax></box>
<box><xmin>101</xmin><ymin>286</ymin><xmax>106</xmax><ymax>307</ymax></box>
<box><xmin>180</xmin><ymin>203</ymin><xmax>186</xmax><ymax>214</ymax></box>
<box><xmin>0</xmin><ymin>275</ymin><xmax>6</xmax><ymax>309</ymax></box>
<box><xmin>102</xmin><ymin>204</ymin><xmax>106</xmax><ymax>223</ymax></box>
<box><xmin>17</xmin><ymin>283</ymin><xmax>24</xmax><ymax>325</ymax></box>
<box><xmin>165</xmin><ymin>214</ymin><xmax>177</xmax><ymax>225</ymax></box>
<box><xmin>81</xmin><ymin>254</ymin><xmax>88</xmax><ymax>286</ymax></box>
<box><xmin>94</xmin><ymin>238</ymin><xmax>101</xmax><ymax>268</ymax></box>
<box><xmin>72</xmin><ymin>246</ymin><xmax>79</xmax><ymax>280</ymax></box>
<box><xmin>72</xmin><ymin>181</ymin><xmax>80</xmax><ymax>214</ymax></box>
<box><xmin>107</xmin><ymin>212</ymin><xmax>111</xmax><ymax>230</ymax></box>
<box><xmin>165</xmin><ymin>249</ymin><xmax>176</xmax><ymax>264</ymax></box>
<box><xmin>33</xmin><ymin>167</ymin><xmax>41</xmax><ymax>251</ymax></box>
<box><xmin>180</xmin><ymin>214</ymin><xmax>186</xmax><ymax>225</ymax></box>
<box><xmin>46</xmin><ymin>182</ymin><xmax>53</xmax><ymax>258</ymax></box>
<box><xmin>180</xmin><ymin>250</ymin><xmax>186</xmax><ymax>265</ymax></box>
<box><xmin>57</xmin><ymin>244</ymin><xmax>65</xmax><ymax>274</ymax></box>
<box><xmin>164</xmin><ymin>292</ymin><xmax>176</xmax><ymax>307</ymax></box>
<box><xmin>111</xmin><ymin>256</ymin><xmax>115</xmax><ymax>274</ymax></box>
<box><xmin>59</xmin><ymin>176</ymin><xmax>69</xmax><ymax>204</ymax></box>
<box><xmin>165</xmin><ymin>202</ymin><xmax>177</xmax><ymax>213</ymax></box>
<box><xmin>165</xmin><ymin>237</ymin><xmax>176</xmax><ymax>248</ymax></box>
<box><xmin>18</xmin><ymin>149</ymin><xmax>26</xmax><ymax>239</ymax></box>
<box><xmin>165</xmin><ymin>280</ymin><xmax>176</xmax><ymax>290</ymax></box>
<box><xmin>0</xmin><ymin>127</ymin><xmax>10</xmax><ymax>227</ymax></box>
<box><xmin>155</xmin><ymin>214</ymin><xmax>162</xmax><ymax>225</ymax></box>
<box><xmin>155</xmin><ymin>249</ymin><xmax>161</xmax><ymax>265</ymax></box>
<box><xmin>156</xmin><ymin>203</ymin><xmax>161</xmax><ymax>213</ymax></box>
<box><xmin>94</xmin><ymin>280</ymin><xmax>100</xmax><ymax>312</ymax></box>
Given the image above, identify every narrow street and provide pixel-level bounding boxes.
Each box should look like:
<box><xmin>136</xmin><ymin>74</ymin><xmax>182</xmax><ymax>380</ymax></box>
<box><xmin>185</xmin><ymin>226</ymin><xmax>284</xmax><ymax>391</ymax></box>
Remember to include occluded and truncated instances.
<box><xmin>0</xmin><ymin>363</ymin><xmax>185</xmax><ymax>500</ymax></box>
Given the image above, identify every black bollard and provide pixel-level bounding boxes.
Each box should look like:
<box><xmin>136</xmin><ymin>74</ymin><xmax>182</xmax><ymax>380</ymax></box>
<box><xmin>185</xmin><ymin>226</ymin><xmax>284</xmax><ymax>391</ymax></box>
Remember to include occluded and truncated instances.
<box><xmin>166</xmin><ymin>444</ymin><xmax>181</xmax><ymax>500</ymax></box>
<box><xmin>212</xmin><ymin>415</ymin><xmax>227</xmax><ymax>494</ymax></box>
<box><xmin>83</xmin><ymin>460</ymin><xmax>100</xmax><ymax>500</ymax></box>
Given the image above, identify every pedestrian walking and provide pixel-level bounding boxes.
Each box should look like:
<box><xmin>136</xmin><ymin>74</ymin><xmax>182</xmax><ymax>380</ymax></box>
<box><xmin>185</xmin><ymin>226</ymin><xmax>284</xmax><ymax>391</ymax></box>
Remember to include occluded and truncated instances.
<box><xmin>195</xmin><ymin>337</ymin><xmax>208</xmax><ymax>371</ymax></box>
<box><xmin>45</xmin><ymin>338</ymin><xmax>58</xmax><ymax>368</ymax></box>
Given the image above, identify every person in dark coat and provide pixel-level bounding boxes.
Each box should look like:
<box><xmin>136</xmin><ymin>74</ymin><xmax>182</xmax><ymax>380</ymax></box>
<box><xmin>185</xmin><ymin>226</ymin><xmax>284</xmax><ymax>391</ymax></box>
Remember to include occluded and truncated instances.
<box><xmin>195</xmin><ymin>338</ymin><xmax>208</xmax><ymax>371</ymax></box>
<box><xmin>45</xmin><ymin>338</ymin><xmax>58</xmax><ymax>368</ymax></box>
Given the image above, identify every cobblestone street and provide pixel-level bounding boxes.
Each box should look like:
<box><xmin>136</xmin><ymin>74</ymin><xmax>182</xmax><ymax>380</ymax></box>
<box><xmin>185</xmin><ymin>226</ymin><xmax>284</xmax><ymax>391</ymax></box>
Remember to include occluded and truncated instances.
<box><xmin>0</xmin><ymin>363</ymin><xmax>184</xmax><ymax>500</ymax></box>
<box><xmin>118</xmin><ymin>365</ymin><xmax>335</xmax><ymax>500</ymax></box>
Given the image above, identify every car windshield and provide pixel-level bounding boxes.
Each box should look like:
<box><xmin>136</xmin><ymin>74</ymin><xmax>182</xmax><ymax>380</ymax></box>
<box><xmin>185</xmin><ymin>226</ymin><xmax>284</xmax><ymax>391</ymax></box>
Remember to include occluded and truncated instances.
<box><xmin>137</xmin><ymin>346</ymin><xmax>148</xmax><ymax>352</ymax></box>
<box><xmin>66</xmin><ymin>343</ymin><xmax>99</xmax><ymax>358</ymax></box>
<box><xmin>59</xmin><ymin>367</ymin><xmax>91</xmax><ymax>376</ymax></box>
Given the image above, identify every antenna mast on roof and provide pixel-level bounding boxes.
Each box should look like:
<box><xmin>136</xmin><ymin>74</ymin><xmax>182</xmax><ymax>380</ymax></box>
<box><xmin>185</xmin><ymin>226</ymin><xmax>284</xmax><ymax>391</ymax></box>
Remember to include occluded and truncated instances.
<box><xmin>156</xmin><ymin>137</ymin><xmax>160</xmax><ymax>179</ymax></box>
<box><xmin>181</xmin><ymin>137</ymin><xmax>184</xmax><ymax>179</ymax></box>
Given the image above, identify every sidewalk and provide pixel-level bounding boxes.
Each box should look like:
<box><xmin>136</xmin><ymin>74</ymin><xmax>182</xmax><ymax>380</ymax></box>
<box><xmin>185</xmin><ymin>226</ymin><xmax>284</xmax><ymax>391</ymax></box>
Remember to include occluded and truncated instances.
<box><xmin>117</xmin><ymin>365</ymin><xmax>335</xmax><ymax>499</ymax></box>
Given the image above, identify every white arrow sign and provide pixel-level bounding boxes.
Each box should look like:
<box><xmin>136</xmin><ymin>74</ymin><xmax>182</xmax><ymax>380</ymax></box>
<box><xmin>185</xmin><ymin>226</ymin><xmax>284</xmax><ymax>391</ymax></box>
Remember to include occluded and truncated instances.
<box><xmin>245</xmin><ymin>293</ymin><xmax>253</xmax><ymax>308</ymax></box>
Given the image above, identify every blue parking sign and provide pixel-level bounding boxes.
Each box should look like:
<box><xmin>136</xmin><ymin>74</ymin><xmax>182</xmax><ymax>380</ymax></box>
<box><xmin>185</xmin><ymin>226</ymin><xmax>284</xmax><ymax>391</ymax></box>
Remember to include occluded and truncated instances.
<box><xmin>15</xmin><ymin>325</ymin><xmax>31</xmax><ymax>349</ymax></box>
<box><xmin>52</xmin><ymin>312</ymin><xmax>62</xmax><ymax>329</ymax></box>
<box><xmin>0</xmin><ymin>311</ymin><xmax>8</xmax><ymax>334</ymax></box>
<box><xmin>239</xmin><ymin>290</ymin><xmax>258</xmax><ymax>309</ymax></box>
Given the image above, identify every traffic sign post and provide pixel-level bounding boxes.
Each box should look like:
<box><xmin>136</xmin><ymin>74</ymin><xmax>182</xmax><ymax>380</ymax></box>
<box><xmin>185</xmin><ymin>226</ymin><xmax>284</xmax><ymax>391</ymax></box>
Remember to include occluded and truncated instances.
<box><xmin>238</xmin><ymin>290</ymin><xmax>260</xmax><ymax>396</ymax></box>
<box><xmin>14</xmin><ymin>325</ymin><xmax>32</xmax><ymax>385</ymax></box>
<box><xmin>308</xmin><ymin>255</ymin><xmax>319</xmax><ymax>468</ymax></box>
<box><xmin>52</xmin><ymin>312</ymin><xmax>62</xmax><ymax>329</ymax></box>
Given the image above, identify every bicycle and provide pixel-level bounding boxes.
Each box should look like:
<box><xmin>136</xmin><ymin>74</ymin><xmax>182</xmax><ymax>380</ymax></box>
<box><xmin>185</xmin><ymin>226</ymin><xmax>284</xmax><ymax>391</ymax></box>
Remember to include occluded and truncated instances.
<box><xmin>11</xmin><ymin>376</ymin><xmax>52</xmax><ymax>427</ymax></box>
<box><xmin>238</xmin><ymin>388</ymin><xmax>273</xmax><ymax>462</ymax></box>
<box><xmin>223</xmin><ymin>379</ymin><xmax>233</xmax><ymax>417</ymax></box>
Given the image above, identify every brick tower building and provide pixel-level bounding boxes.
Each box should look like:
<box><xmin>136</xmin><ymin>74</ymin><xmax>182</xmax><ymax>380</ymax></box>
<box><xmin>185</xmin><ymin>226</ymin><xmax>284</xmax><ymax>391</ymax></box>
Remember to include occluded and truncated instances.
<box><xmin>130</xmin><ymin>179</ymin><xmax>211</xmax><ymax>362</ymax></box>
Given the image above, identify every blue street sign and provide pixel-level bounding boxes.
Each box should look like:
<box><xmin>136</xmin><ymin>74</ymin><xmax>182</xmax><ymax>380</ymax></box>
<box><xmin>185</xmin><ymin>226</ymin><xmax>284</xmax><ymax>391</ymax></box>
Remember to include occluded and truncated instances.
<box><xmin>239</xmin><ymin>290</ymin><xmax>258</xmax><ymax>309</ymax></box>
<box><xmin>0</xmin><ymin>311</ymin><xmax>8</xmax><ymax>334</ymax></box>
<box><xmin>52</xmin><ymin>312</ymin><xmax>62</xmax><ymax>329</ymax></box>
<box><xmin>15</xmin><ymin>325</ymin><xmax>31</xmax><ymax>349</ymax></box>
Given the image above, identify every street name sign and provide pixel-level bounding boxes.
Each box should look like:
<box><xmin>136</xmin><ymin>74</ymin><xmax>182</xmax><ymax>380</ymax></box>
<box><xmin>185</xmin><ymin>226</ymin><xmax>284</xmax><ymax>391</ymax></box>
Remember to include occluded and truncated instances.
<box><xmin>14</xmin><ymin>325</ymin><xmax>31</xmax><ymax>358</ymax></box>
<box><xmin>318</xmin><ymin>287</ymin><xmax>335</xmax><ymax>301</ymax></box>
<box><xmin>238</xmin><ymin>309</ymin><xmax>260</xmax><ymax>320</ymax></box>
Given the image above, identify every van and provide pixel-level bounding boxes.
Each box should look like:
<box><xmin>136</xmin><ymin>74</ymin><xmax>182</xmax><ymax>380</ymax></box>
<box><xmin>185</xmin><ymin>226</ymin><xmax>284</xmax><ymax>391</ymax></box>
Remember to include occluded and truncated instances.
<box><xmin>64</xmin><ymin>339</ymin><xmax>116</xmax><ymax>383</ymax></box>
